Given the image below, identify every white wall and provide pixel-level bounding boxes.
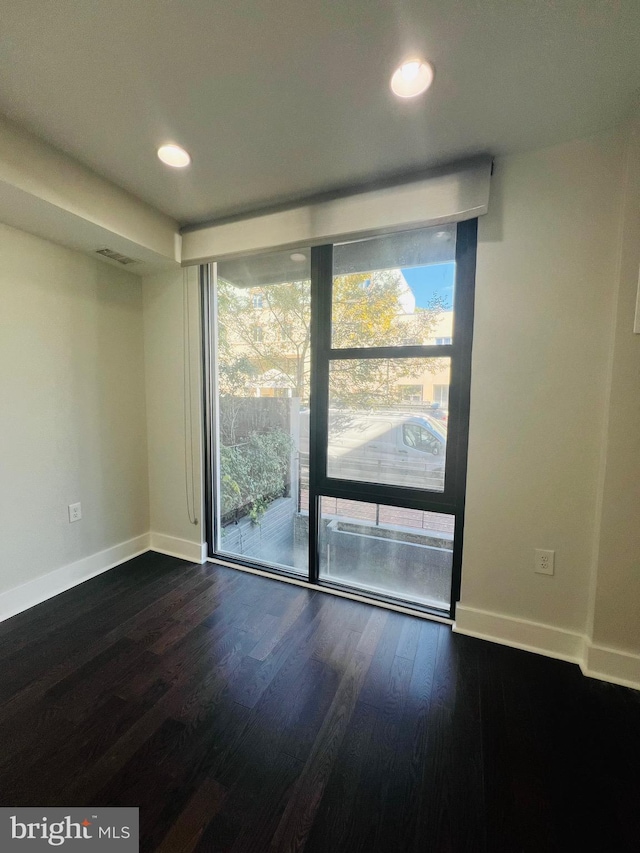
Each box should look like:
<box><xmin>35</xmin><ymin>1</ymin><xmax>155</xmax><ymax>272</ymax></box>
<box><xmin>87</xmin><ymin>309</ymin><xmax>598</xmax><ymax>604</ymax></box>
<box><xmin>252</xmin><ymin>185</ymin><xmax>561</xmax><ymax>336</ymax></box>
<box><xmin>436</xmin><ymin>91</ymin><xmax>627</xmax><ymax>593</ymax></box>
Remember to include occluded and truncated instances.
<box><xmin>589</xmin><ymin>113</ymin><xmax>640</xmax><ymax>658</ymax></box>
<box><xmin>0</xmin><ymin>222</ymin><xmax>149</xmax><ymax>599</ymax></box>
<box><xmin>459</xmin><ymin>128</ymin><xmax>625</xmax><ymax>640</ymax></box>
<box><xmin>143</xmin><ymin>267</ymin><xmax>204</xmax><ymax>558</ymax></box>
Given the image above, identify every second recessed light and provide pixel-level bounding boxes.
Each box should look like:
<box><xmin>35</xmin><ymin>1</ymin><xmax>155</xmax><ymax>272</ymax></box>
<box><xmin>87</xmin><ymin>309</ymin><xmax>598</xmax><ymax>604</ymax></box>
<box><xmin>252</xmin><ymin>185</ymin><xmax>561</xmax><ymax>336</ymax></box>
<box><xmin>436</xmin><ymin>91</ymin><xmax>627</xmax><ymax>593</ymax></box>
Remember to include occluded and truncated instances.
<box><xmin>157</xmin><ymin>144</ymin><xmax>191</xmax><ymax>168</ymax></box>
<box><xmin>390</xmin><ymin>59</ymin><xmax>434</xmax><ymax>98</ymax></box>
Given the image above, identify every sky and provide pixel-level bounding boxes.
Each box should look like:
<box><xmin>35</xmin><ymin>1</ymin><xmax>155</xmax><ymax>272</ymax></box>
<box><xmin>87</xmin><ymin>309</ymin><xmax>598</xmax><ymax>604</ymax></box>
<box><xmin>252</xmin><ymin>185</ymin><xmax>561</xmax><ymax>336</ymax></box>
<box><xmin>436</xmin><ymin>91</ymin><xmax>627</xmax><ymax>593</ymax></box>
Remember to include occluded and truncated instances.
<box><xmin>402</xmin><ymin>262</ymin><xmax>455</xmax><ymax>309</ymax></box>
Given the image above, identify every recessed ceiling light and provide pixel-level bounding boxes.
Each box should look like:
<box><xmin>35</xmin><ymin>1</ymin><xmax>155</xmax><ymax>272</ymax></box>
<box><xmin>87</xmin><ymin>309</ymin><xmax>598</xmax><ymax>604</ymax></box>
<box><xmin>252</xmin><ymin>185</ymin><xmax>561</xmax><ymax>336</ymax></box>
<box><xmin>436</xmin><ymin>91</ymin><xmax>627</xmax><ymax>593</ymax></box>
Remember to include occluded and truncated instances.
<box><xmin>290</xmin><ymin>252</ymin><xmax>307</xmax><ymax>262</ymax></box>
<box><xmin>390</xmin><ymin>59</ymin><xmax>434</xmax><ymax>98</ymax></box>
<box><xmin>157</xmin><ymin>144</ymin><xmax>191</xmax><ymax>168</ymax></box>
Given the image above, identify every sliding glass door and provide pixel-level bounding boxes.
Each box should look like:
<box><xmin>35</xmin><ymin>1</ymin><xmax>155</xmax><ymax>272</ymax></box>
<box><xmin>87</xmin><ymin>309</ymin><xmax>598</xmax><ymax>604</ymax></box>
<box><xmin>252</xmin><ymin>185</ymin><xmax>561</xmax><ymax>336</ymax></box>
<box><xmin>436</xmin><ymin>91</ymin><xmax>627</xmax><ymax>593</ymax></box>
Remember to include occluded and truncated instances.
<box><xmin>204</xmin><ymin>220</ymin><xmax>476</xmax><ymax>616</ymax></box>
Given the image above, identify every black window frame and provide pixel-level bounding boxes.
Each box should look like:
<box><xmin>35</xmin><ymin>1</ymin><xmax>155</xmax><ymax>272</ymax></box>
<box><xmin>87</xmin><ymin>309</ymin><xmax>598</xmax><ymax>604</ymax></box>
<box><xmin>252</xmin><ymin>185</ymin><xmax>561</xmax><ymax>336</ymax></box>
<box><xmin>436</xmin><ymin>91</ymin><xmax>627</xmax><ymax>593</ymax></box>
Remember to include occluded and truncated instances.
<box><xmin>202</xmin><ymin>218</ymin><xmax>477</xmax><ymax>619</ymax></box>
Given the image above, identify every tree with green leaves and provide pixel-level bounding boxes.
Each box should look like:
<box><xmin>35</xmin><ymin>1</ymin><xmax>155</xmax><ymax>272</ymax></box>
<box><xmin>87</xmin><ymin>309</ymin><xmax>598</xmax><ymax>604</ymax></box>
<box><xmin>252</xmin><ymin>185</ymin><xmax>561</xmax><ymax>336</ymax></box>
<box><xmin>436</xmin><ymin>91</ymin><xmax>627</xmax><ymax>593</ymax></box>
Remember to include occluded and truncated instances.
<box><xmin>217</xmin><ymin>268</ymin><xmax>446</xmax><ymax>409</ymax></box>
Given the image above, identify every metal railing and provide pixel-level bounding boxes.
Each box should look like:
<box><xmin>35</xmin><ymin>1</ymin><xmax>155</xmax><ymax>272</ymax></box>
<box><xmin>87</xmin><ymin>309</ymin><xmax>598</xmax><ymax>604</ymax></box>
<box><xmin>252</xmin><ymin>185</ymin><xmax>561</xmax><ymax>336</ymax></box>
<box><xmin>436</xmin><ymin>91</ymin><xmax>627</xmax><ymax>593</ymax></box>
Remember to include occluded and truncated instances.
<box><xmin>296</xmin><ymin>452</ymin><xmax>454</xmax><ymax>534</ymax></box>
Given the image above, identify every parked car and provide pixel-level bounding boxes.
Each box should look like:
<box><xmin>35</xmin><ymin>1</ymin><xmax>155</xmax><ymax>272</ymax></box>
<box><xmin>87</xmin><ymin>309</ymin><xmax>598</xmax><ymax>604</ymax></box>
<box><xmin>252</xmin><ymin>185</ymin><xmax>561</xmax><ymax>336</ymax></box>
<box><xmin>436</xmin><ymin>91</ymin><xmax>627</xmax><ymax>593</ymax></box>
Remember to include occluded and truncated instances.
<box><xmin>328</xmin><ymin>412</ymin><xmax>446</xmax><ymax>490</ymax></box>
<box><xmin>298</xmin><ymin>410</ymin><xmax>447</xmax><ymax>491</ymax></box>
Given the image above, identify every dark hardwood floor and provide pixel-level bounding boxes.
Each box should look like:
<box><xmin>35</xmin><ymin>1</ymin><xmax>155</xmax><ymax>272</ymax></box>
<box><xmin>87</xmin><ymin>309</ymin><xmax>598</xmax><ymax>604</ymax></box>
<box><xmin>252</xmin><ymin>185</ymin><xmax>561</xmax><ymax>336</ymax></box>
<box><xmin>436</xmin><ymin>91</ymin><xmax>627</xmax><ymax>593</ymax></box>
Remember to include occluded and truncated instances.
<box><xmin>0</xmin><ymin>551</ymin><xmax>638</xmax><ymax>852</ymax></box>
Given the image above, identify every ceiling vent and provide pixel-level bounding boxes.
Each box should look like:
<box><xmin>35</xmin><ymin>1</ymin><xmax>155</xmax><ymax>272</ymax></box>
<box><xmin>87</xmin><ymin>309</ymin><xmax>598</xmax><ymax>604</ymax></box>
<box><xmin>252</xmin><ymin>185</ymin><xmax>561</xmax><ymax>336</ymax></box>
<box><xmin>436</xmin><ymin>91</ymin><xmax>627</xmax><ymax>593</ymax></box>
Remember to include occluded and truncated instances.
<box><xmin>95</xmin><ymin>248</ymin><xmax>140</xmax><ymax>265</ymax></box>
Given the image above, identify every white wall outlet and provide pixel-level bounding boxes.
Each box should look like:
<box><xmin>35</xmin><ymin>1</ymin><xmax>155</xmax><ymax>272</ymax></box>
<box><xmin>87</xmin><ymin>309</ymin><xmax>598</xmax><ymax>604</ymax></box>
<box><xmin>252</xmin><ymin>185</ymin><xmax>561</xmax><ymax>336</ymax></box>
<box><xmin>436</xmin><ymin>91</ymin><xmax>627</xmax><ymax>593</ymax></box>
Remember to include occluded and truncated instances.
<box><xmin>535</xmin><ymin>548</ymin><xmax>554</xmax><ymax>575</ymax></box>
<box><xmin>68</xmin><ymin>502</ymin><xmax>82</xmax><ymax>523</ymax></box>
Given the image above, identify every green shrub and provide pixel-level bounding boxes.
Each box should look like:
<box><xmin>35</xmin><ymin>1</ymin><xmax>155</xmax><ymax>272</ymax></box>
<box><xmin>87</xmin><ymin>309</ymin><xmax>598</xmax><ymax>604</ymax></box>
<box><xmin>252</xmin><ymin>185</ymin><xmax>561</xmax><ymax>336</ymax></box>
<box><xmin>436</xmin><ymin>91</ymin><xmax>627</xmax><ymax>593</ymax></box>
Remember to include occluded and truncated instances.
<box><xmin>220</xmin><ymin>428</ymin><xmax>293</xmax><ymax>523</ymax></box>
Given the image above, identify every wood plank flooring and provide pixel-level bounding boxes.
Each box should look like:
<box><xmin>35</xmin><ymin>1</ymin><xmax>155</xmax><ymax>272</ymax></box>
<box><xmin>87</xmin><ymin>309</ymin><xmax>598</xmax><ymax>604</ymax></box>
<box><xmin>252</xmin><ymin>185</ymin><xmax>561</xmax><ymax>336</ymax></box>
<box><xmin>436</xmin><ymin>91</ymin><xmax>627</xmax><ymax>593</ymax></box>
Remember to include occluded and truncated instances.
<box><xmin>0</xmin><ymin>551</ymin><xmax>638</xmax><ymax>852</ymax></box>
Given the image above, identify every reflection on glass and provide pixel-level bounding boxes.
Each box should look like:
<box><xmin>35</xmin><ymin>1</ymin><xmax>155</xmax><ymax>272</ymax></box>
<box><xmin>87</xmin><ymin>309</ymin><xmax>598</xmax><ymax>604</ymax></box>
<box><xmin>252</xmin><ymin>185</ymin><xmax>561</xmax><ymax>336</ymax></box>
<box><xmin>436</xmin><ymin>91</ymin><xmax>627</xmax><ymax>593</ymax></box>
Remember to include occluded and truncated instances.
<box><xmin>215</xmin><ymin>249</ymin><xmax>311</xmax><ymax>574</ymax></box>
<box><xmin>327</xmin><ymin>358</ymin><xmax>450</xmax><ymax>492</ymax></box>
<box><xmin>332</xmin><ymin>225</ymin><xmax>456</xmax><ymax>349</ymax></box>
<box><xmin>319</xmin><ymin>498</ymin><xmax>454</xmax><ymax>609</ymax></box>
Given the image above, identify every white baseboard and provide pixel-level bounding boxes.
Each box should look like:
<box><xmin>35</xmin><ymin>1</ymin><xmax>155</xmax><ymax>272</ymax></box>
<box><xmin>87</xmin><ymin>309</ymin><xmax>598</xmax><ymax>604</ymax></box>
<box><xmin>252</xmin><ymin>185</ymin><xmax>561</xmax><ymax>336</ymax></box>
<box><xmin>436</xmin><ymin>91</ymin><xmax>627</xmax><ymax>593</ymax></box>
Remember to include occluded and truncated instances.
<box><xmin>453</xmin><ymin>604</ymin><xmax>584</xmax><ymax>664</ymax></box>
<box><xmin>149</xmin><ymin>532</ymin><xmax>207</xmax><ymax>564</ymax></box>
<box><xmin>581</xmin><ymin>641</ymin><xmax>640</xmax><ymax>691</ymax></box>
<box><xmin>454</xmin><ymin>603</ymin><xmax>640</xmax><ymax>691</ymax></box>
<box><xmin>0</xmin><ymin>530</ymin><xmax>206</xmax><ymax>625</ymax></box>
<box><xmin>0</xmin><ymin>533</ymin><xmax>151</xmax><ymax>624</ymax></box>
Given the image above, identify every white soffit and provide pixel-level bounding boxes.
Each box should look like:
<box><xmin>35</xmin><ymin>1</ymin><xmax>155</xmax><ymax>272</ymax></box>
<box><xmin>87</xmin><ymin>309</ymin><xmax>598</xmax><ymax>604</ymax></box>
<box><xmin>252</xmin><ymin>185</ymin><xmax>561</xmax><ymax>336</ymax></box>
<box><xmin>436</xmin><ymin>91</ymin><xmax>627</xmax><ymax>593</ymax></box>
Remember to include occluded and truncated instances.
<box><xmin>181</xmin><ymin>157</ymin><xmax>492</xmax><ymax>265</ymax></box>
<box><xmin>0</xmin><ymin>116</ymin><xmax>181</xmax><ymax>273</ymax></box>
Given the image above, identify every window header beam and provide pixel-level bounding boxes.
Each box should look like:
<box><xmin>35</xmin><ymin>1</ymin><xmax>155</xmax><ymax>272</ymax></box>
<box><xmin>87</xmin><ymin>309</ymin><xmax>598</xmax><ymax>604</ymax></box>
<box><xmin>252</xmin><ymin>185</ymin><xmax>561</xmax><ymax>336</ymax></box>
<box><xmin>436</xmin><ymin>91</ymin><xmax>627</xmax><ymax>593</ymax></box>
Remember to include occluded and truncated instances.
<box><xmin>181</xmin><ymin>157</ymin><xmax>491</xmax><ymax>266</ymax></box>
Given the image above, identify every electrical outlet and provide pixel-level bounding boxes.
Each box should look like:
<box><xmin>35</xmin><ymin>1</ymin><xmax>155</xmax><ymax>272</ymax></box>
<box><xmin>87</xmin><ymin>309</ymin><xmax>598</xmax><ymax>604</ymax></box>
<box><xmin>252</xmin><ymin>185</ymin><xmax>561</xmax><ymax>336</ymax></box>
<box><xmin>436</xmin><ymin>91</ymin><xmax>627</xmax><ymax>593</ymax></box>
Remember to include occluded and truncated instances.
<box><xmin>535</xmin><ymin>548</ymin><xmax>554</xmax><ymax>575</ymax></box>
<box><xmin>68</xmin><ymin>502</ymin><xmax>82</xmax><ymax>523</ymax></box>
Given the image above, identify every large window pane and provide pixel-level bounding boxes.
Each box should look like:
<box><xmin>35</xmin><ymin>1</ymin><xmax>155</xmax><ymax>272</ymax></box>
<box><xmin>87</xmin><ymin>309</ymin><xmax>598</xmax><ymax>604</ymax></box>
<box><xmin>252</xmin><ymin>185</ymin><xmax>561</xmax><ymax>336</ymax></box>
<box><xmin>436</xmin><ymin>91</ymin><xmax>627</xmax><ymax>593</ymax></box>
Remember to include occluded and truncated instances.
<box><xmin>215</xmin><ymin>249</ymin><xmax>311</xmax><ymax>574</ymax></box>
<box><xmin>327</xmin><ymin>358</ymin><xmax>450</xmax><ymax>491</ymax></box>
<box><xmin>319</xmin><ymin>498</ymin><xmax>454</xmax><ymax>609</ymax></box>
<box><xmin>332</xmin><ymin>225</ymin><xmax>456</xmax><ymax>349</ymax></box>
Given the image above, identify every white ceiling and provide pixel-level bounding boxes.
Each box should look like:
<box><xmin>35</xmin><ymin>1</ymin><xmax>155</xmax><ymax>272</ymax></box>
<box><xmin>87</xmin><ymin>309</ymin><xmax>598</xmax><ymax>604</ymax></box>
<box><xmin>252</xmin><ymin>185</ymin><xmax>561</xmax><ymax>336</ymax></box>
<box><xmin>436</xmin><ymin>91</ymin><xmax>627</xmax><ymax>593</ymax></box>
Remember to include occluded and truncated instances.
<box><xmin>0</xmin><ymin>0</ymin><xmax>638</xmax><ymax>227</ymax></box>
